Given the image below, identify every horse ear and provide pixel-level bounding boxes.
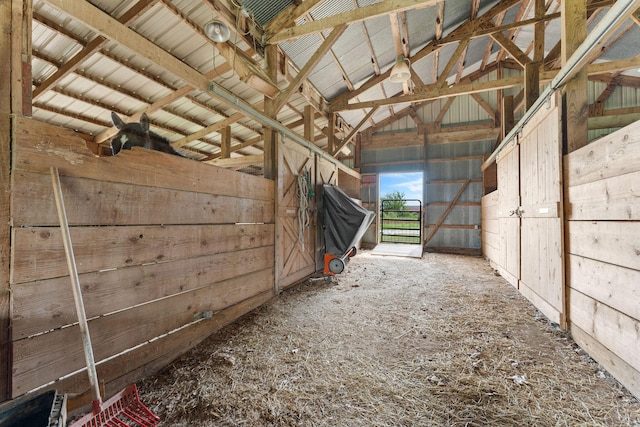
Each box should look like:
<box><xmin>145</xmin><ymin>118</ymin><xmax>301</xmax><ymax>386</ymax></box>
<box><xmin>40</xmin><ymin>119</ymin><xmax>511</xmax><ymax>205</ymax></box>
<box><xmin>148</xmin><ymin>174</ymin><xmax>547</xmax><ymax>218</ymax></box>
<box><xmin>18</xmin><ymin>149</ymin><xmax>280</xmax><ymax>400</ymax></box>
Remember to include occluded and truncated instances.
<box><xmin>111</xmin><ymin>112</ymin><xmax>126</xmax><ymax>129</ymax></box>
<box><xmin>140</xmin><ymin>113</ymin><xmax>150</xmax><ymax>132</ymax></box>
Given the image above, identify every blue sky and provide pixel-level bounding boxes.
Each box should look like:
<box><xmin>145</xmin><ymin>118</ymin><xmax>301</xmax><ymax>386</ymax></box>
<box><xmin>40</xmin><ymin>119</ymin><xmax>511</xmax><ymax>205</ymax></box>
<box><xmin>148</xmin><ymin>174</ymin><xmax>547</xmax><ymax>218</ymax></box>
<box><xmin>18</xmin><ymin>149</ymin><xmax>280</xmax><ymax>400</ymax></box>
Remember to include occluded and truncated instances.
<box><xmin>379</xmin><ymin>172</ymin><xmax>423</xmax><ymax>202</ymax></box>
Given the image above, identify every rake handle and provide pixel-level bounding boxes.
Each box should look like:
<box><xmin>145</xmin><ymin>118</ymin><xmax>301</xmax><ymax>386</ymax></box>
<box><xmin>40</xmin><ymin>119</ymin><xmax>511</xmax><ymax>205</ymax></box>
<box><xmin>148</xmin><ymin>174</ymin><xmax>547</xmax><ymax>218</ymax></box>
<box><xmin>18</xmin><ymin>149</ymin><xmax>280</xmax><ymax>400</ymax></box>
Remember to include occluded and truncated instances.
<box><xmin>50</xmin><ymin>167</ymin><xmax>103</xmax><ymax>411</ymax></box>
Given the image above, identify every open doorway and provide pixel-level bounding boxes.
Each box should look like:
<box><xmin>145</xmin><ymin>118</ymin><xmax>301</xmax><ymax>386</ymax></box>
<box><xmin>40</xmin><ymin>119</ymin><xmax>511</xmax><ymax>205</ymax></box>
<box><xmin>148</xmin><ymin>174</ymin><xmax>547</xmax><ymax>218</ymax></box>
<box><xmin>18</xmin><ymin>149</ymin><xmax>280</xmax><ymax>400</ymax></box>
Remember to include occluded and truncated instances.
<box><xmin>378</xmin><ymin>172</ymin><xmax>424</xmax><ymax>246</ymax></box>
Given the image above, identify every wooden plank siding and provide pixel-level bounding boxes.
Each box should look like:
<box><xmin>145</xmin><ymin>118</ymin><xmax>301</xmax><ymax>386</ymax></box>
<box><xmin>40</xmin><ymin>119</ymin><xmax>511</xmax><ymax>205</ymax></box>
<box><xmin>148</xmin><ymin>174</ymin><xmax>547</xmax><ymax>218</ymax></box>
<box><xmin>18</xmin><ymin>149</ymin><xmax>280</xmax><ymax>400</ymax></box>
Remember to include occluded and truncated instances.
<box><xmin>481</xmin><ymin>190</ymin><xmax>499</xmax><ymax>262</ymax></box>
<box><xmin>564</xmin><ymin>119</ymin><xmax>640</xmax><ymax>400</ymax></box>
<box><xmin>9</xmin><ymin>117</ymin><xmax>276</xmax><ymax>398</ymax></box>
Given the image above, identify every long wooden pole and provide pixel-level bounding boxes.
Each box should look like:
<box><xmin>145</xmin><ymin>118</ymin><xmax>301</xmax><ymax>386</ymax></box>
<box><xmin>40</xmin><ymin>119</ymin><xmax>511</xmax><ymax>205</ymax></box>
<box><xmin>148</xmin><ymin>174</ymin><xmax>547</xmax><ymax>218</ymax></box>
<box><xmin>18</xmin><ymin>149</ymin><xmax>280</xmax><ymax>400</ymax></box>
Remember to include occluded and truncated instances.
<box><xmin>50</xmin><ymin>167</ymin><xmax>103</xmax><ymax>413</ymax></box>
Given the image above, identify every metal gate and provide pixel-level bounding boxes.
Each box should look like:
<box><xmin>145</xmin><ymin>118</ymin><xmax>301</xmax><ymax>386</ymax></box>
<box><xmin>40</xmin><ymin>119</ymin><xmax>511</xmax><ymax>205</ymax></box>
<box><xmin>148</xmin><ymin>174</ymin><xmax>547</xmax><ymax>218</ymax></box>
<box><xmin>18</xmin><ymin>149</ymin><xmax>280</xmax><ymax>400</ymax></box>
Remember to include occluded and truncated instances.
<box><xmin>380</xmin><ymin>199</ymin><xmax>422</xmax><ymax>244</ymax></box>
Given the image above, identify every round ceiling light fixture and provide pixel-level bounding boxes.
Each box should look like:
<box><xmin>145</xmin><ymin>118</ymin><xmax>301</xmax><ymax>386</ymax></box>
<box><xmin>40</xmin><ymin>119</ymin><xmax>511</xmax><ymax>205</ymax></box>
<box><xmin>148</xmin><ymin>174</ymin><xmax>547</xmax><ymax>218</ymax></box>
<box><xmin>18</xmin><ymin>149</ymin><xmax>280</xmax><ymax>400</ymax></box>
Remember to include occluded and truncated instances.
<box><xmin>204</xmin><ymin>19</ymin><xmax>231</xmax><ymax>43</ymax></box>
<box><xmin>389</xmin><ymin>55</ymin><xmax>411</xmax><ymax>83</ymax></box>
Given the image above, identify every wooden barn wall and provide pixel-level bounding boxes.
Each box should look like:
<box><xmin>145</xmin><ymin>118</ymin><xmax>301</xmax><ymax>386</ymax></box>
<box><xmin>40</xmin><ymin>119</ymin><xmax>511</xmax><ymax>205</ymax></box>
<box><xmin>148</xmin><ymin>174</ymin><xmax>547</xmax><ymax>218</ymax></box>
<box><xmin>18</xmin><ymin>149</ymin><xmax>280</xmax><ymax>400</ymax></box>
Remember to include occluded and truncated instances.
<box><xmin>564</xmin><ymin>119</ymin><xmax>640</xmax><ymax>400</ymax></box>
<box><xmin>424</xmin><ymin>139</ymin><xmax>493</xmax><ymax>252</ymax></box>
<box><xmin>481</xmin><ymin>190</ymin><xmax>499</xmax><ymax>263</ymax></box>
<box><xmin>359</xmin><ymin>129</ymin><xmax>495</xmax><ymax>252</ymax></box>
<box><xmin>481</xmin><ymin>103</ymin><xmax>640</xmax><ymax>399</ymax></box>
<box><xmin>9</xmin><ymin>117</ymin><xmax>276</xmax><ymax>400</ymax></box>
<box><xmin>359</xmin><ymin>174</ymin><xmax>378</xmax><ymax>247</ymax></box>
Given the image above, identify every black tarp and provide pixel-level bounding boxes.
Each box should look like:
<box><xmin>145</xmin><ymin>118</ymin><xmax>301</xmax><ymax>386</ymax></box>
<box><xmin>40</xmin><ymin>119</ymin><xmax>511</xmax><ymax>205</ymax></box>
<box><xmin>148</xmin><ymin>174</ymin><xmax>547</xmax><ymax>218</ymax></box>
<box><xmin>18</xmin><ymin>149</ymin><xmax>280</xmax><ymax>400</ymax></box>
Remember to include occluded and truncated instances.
<box><xmin>322</xmin><ymin>184</ymin><xmax>375</xmax><ymax>257</ymax></box>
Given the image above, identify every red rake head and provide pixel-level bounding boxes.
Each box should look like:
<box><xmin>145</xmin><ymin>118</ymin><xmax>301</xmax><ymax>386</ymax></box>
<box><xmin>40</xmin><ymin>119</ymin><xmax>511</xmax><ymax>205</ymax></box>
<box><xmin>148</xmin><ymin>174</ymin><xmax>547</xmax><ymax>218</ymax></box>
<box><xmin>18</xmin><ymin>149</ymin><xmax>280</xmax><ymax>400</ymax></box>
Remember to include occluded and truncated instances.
<box><xmin>69</xmin><ymin>384</ymin><xmax>159</xmax><ymax>427</ymax></box>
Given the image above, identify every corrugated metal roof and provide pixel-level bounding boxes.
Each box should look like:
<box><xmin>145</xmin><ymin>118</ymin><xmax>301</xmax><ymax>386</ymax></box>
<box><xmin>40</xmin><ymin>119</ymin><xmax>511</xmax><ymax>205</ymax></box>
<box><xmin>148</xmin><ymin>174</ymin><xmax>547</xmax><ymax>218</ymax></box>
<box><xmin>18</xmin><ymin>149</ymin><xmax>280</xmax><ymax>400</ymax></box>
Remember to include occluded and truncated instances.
<box><xmin>242</xmin><ymin>0</ymin><xmax>293</xmax><ymax>27</ymax></box>
<box><xmin>23</xmin><ymin>0</ymin><xmax>640</xmax><ymax>168</ymax></box>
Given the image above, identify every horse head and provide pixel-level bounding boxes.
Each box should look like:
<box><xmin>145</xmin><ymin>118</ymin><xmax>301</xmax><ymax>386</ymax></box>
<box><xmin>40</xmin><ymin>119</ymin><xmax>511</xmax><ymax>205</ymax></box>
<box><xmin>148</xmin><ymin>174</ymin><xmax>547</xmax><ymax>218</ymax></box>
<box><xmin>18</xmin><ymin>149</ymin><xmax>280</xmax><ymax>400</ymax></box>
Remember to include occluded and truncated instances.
<box><xmin>109</xmin><ymin>112</ymin><xmax>184</xmax><ymax>157</ymax></box>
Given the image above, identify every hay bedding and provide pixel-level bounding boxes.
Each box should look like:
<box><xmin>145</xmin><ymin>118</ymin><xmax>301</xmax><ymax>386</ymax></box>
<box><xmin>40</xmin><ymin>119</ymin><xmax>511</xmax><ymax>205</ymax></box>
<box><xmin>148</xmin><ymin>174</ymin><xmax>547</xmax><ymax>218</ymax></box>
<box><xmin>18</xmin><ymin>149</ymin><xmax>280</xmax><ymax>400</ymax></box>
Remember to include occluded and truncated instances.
<box><xmin>138</xmin><ymin>252</ymin><xmax>640</xmax><ymax>426</ymax></box>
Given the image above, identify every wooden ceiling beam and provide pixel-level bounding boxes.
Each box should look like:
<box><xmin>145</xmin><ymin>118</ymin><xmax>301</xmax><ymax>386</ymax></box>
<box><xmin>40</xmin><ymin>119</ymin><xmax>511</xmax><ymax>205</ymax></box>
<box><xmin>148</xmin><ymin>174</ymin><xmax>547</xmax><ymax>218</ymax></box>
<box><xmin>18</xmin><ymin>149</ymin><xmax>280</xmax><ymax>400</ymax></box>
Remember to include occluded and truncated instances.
<box><xmin>497</xmin><ymin>0</ymin><xmax>531</xmax><ymax>63</ymax></box>
<box><xmin>487</xmin><ymin>22</ymin><xmax>531</xmax><ymax>67</ymax></box>
<box><xmin>267</xmin><ymin>0</ymin><xmax>438</xmax><ymax>44</ymax></box>
<box><xmin>207</xmin><ymin>154</ymin><xmax>264</xmax><ymax>169</ymax></box>
<box><xmin>339</xmin><ymin>76</ymin><xmax>522</xmax><ymax>111</ymax></box>
<box><xmin>454</xmin><ymin>0</ymin><xmax>480</xmax><ymax>83</ymax></box>
<box><xmin>330</xmin><ymin>0</ymin><xmax>522</xmax><ymax>108</ymax></box>
<box><xmin>267</xmin><ymin>24</ymin><xmax>346</xmax><ymax>116</ymax></box>
<box><xmin>366</xmin><ymin>64</ymin><xmax>500</xmax><ymax>133</ymax></box>
<box><xmin>203</xmin><ymin>135</ymin><xmax>264</xmax><ymax>160</ymax></box>
<box><xmin>315</xmin><ymin>21</ymin><xmax>355</xmax><ymax>92</ymax></box>
<box><xmin>434</xmin><ymin>96</ymin><xmax>456</xmax><ymax>125</ymax></box>
<box><xmin>633</xmin><ymin>8</ymin><xmax>640</xmax><ymax>25</ymax></box>
<box><xmin>436</xmin><ymin>40</ymin><xmax>469</xmax><ymax>88</ymax></box>
<box><xmin>264</xmin><ymin>0</ymin><xmax>325</xmax><ymax>36</ymax></box>
<box><xmin>331</xmin><ymin>107</ymin><xmax>379</xmax><ymax>156</ymax></box>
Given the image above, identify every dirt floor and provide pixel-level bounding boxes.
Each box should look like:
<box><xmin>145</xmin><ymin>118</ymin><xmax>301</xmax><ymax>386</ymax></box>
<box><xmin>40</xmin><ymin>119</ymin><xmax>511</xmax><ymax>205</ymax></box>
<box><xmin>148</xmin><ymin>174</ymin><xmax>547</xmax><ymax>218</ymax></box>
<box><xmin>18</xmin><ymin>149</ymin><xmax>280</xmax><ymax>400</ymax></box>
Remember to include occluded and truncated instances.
<box><xmin>138</xmin><ymin>252</ymin><xmax>640</xmax><ymax>426</ymax></box>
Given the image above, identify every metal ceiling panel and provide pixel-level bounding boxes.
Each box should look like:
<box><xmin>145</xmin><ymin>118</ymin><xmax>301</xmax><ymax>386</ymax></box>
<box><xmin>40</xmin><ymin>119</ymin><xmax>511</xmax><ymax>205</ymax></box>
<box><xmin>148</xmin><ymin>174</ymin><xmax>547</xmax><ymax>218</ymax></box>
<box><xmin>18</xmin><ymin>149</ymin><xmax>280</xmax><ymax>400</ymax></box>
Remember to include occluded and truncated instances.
<box><xmin>464</xmin><ymin>37</ymin><xmax>492</xmax><ymax>74</ymax></box>
<box><xmin>280</xmin><ymin>34</ymin><xmax>324</xmax><ymax>71</ymax></box>
<box><xmin>328</xmin><ymin>23</ymin><xmax>373</xmax><ymax>88</ymax></box>
<box><xmin>363</xmin><ymin>14</ymin><xmax>396</xmax><ymax>76</ymax></box>
<box><xmin>242</xmin><ymin>0</ymin><xmax>293</xmax><ymax>27</ymax></box>
<box><xmin>406</xmin><ymin>6</ymin><xmax>438</xmax><ymax>53</ymax></box>
<box><xmin>309</xmin><ymin>0</ymin><xmax>354</xmax><ymax>20</ymax></box>
<box><xmin>413</xmin><ymin>52</ymin><xmax>435</xmax><ymax>85</ymax></box>
<box><xmin>308</xmin><ymin>55</ymin><xmax>349</xmax><ymax>100</ymax></box>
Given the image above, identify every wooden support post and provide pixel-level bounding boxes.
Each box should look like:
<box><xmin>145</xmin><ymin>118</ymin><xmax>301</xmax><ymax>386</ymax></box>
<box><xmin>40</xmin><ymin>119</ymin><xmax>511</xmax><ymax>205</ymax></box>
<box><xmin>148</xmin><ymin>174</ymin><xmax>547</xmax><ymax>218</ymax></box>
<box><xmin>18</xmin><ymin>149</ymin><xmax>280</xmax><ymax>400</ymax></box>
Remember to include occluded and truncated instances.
<box><xmin>534</xmin><ymin>0</ymin><xmax>545</xmax><ymax>63</ymax></box>
<box><xmin>562</xmin><ymin>0</ymin><xmax>588</xmax><ymax>153</ymax></box>
<box><xmin>220</xmin><ymin>125</ymin><xmax>231</xmax><ymax>159</ymax></box>
<box><xmin>263</xmin><ymin>128</ymin><xmax>278</xmax><ymax>180</ymax></box>
<box><xmin>303</xmin><ymin>105</ymin><xmax>314</xmax><ymax>142</ymax></box>
<box><xmin>524</xmin><ymin>62</ymin><xmax>540</xmax><ymax>111</ymax></box>
<box><xmin>422</xmin><ymin>130</ymin><xmax>429</xmax><ymax>246</ymax></box>
<box><xmin>263</xmin><ymin>44</ymin><xmax>279</xmax><ymax>179</ymax></box>
<box><xmin>501</xmin><ymin>95</ymin><xmax>515</xmax><ymax>141</ymax></box>
<box><xmin>354</xmin><ymin>133</ymin><xmax>362</xmax><ymax>170</ymax></box>
<box><xmin>327</xmin><ymin>113</ymin><xmax>336</xmax><ymax>154</ymax></box>
<box><xmin>0</xmin><ymin>0</ymin><xmax>28</xmax><ymax>402</ymax></box>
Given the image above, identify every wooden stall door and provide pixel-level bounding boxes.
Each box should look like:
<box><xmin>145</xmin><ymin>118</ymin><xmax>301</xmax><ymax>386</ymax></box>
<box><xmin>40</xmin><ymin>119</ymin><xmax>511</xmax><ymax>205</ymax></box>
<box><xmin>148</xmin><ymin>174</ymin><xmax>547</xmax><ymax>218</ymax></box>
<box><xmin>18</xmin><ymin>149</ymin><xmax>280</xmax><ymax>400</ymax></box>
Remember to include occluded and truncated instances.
<box><xmin>496</xmin><ymin>141</ymin><xmax>520</xmax><ymax>287</ymax></box>
<box><xmin>518</xmin><ymin>95</ymin><xmax>565</xmax><ymax>327</ymax></box>
<box><xmin>277</xmin><ymin>141</ymin><xmax>317</xmax><ymax>290</ymax></box>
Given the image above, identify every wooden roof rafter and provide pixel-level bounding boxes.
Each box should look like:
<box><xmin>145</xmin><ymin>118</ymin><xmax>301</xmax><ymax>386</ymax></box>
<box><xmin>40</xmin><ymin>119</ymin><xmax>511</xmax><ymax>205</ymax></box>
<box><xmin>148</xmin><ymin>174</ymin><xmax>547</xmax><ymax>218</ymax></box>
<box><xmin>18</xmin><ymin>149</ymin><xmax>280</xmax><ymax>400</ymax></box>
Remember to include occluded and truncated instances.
<box><xmin>496</xmin><ymin>0</ymin><xmax>532</xmax><ymax>64</ymax></box>
<box><xmin>330</xmin><ymin>0</ymin><xmax>624</xmax><ymax>116</ymax></box>
<box><xmin>453</xmin><ymin>0</ymin><xmax>481</xmax><ymax>84</ymax></box>
<box><xmin>263</xmin><ymin>0</ymin><xmax>325</xmax><ymax>38</ymax></box>
<box><xmin>330</xmin><ymin>0</ymin><xmax>523</xmax><ymax>110</ymax></box>
<box><xmin>267</xmin><ymin>0</ymin><xmax>439</xmax><ymax>44</ymax></box>
<box><xmin>266</xmin><ymin>24</ymin><xmax>347</xmax><ymax>116</ymax></box>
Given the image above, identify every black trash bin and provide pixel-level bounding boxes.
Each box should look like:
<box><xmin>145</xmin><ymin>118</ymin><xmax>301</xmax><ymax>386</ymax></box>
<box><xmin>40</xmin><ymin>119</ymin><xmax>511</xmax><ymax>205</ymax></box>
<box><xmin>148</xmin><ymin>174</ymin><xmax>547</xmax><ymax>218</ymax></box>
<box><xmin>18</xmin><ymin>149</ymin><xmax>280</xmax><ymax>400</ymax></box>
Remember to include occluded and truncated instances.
<box><xmin>0</xmin><ymin>390</ymin><xmax>66</xmax><ymax>427</ymax></box>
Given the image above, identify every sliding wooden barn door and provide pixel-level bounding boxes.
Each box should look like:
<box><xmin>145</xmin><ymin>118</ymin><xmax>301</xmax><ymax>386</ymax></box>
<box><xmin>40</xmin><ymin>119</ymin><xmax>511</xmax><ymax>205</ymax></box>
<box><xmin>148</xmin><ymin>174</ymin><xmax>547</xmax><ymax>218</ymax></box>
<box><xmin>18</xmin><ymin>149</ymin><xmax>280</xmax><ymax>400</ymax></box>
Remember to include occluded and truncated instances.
<box><xmin>276</xmin><ymin>141</ymin><xmax>317</xmax><ymax>290</ymax></box>
<box><xmin>496</xmin><ymin>140</ymin><xmax>521</xmax><ymax>287</ymax></box>
<box><xmin>518</xmin><ymin>95</ymin><xmax>565</xmax><ymax>327</ymax></box>
<box><xmin>495</xmin><ymin>95</ymin><xmax>565</xmax><ymax>328</ymax></box>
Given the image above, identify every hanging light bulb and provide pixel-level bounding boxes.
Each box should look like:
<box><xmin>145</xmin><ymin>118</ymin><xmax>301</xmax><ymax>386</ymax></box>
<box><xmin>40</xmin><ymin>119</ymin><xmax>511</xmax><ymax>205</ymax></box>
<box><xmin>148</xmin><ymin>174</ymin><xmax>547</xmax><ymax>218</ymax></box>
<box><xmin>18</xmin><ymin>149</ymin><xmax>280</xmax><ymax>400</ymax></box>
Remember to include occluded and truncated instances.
<box><xmin>204</xmin><ymin>19</ymin><xmax>231</xmax><ymax>43</ymax></box>
<box><xmin>389</xmin><ymin>55</ymin><xmax>411</xmax><ymax>83</ymax></box>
